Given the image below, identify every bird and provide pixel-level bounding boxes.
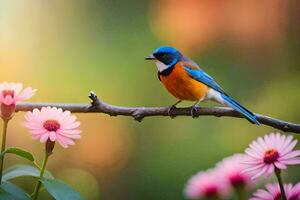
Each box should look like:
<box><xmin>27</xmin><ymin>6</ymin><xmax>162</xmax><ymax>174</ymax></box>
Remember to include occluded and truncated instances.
<box><xmin>145</xmin><ymin>46</ymin><xmax>260</xmax><ymax>125</ymax></box>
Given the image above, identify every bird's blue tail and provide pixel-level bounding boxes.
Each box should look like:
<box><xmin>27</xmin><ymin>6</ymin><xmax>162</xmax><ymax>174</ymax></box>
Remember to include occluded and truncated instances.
<box><xmin>221</xmin><ymin>94</ymin><xmax>260</xmax><ymax>125</ymax></box>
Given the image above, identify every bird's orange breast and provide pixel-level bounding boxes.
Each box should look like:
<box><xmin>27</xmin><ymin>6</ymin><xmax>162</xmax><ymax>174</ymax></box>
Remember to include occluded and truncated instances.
<box><xmin>160</xmin><ymin>64</ymin><xmax>209</xmax><ymax>101</ymax></box>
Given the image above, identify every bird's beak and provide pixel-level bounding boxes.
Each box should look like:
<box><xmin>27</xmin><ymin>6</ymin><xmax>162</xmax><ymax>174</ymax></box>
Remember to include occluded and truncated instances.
<box><xmin>145</xmin><ymin>55</ymin><xmax>156</xmax><ymax>60</ymax></box>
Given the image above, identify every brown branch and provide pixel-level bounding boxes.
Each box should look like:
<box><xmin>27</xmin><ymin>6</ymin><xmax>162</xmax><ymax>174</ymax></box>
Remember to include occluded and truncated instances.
<box><xmin>15</xmin><ymin>92</ymin><xmax>300</xmax><ymax>134</ymax></box>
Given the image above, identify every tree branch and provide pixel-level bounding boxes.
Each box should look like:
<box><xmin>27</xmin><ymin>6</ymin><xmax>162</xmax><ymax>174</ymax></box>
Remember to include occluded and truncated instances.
<box><xmin>15</xmin><ymin>92</ymin><xmax>300</xmax><ymax>134</ymax></box>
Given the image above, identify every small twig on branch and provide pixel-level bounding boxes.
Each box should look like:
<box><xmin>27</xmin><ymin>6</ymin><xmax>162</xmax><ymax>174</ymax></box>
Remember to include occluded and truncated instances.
<box><xmin>15</xmin><ymin>92</ymin><xmax>300</xmax><ymax>134</ymax></box>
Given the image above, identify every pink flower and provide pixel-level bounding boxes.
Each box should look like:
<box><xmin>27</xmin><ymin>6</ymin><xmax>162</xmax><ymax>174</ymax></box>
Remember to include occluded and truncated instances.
<box><xmin>0</xmin><ymin>82</ymin><xmax>36</xmax><ymax>105</ymax></box>
<box><xmin>216</xmin><ymin>154</ymin><xmax>252</xmax><ymax>188</ymax></box>
<box><xmin>0</xmin><ymin>82</ymin><xmax>36</xmax><ymax>119</ymax></box>
<box><xmin>23</xmin><ymin>107</ymin><xmax>81</xmax><ymax>148</ymax></box>
<box><xmin>250</xmin><ymin>183</ymin><xmax>300</xmax><ymax>200</ymax></box>
<box><xmin>184</xmin><ymin>169</ymin><xmax>229</xmax><ymax>199</ymax></box>
<box><xmin>242</xmin><ymin>132</ymin><xmax>300</xmax><ymax>179</ymax></box>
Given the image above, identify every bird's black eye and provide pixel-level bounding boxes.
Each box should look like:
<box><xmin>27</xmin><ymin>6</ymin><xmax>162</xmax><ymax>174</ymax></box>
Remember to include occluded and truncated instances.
<box><xmin>160</xmin><ymin>53</ymin><xmax>167</xmax><ymax>58</ymax></box>
<box><xmin>153</xmin><ymin>52</ymin><xmax>168</xmax><ymax>60</ymax></box>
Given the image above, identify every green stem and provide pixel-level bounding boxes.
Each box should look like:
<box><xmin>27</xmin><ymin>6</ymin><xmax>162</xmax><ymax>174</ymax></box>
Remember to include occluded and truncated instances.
<box><xmin>234</xmin><ymin>185</ymin><xmax>247</xmax><ymax>200</ymax></box>
<box><xmin>203</xmin><ymin>195</ymin><xmax>223</xmax><ymax>200</ymax></box>
<box><xmin>31</xmin><ymin>151</ymin><xmax>49</xmax><ymax>200</ymax></box>
<box><xmin>0</xmin><ymin>119</ymin><xmax>9</xmax><ymax>184</ymax></box>
<box><xmin>275</xmin><ymin>168</ymin><xmax>287</xmax><ymax>200</ymax></box>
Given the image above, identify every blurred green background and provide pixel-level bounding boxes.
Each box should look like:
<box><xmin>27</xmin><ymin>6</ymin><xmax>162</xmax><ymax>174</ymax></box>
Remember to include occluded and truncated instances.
<box><xmin>0</xmin><ymin>0</ymin><xmax>300</xmax><ymax>199</ymax></box>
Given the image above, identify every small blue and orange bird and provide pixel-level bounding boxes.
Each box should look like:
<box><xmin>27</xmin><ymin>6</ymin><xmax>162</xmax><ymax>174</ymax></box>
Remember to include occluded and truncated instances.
<box><xmin>146</xmin><ymin>46</ymin><xmax>259</xmax><ymax>125</ymax></box>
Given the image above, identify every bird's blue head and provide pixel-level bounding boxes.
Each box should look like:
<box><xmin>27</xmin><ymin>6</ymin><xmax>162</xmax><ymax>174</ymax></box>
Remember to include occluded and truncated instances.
<box><xmin>146</xmin><ymin>46</ymin><xmax>183</xmax><ymax>66</ymax></box>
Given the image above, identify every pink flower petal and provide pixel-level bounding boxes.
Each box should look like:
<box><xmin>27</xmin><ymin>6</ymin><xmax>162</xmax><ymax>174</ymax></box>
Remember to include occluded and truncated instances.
<box><xmin>49</xmin><ymin>131</ymin><xmax>57</xmax><ymax>141</ymax></box>
<box><xmin>39</xmin><ymin>133</ymin><xmax>49</xmax><ymax>143</ymax></box>
<box><xmin>58</xmin><ymin>132</ymin><xmax>81</xmax><ymax>139</ymax></box>
<box><xmin>29</xmin><ymin>129</ymin><xmax>47</xmax><ymax>135</ymax></box>
<box><xmin>57</xmin><ymin>129</ymin><xmax>81</xmax><ymax>135</ymax></box>
<box><xmin>280</xmin><ymin>159</ymin><xmax>300</xmax><ymax>165</ymax></box>
<box><xmin>281</xmin><ymin>135</ymin><xmax>293</xmax><ymax>147</ymax></box>
<box><xmin>242</xmin><ymin>163</ymin><xmax>265</xmax><ymax>174</ymax></box>
<box><xmin>251</xmin><ymin>165</ymin><xmax>269</xmax><ymax>180</ymax></box>
<box><xmin>61</xmin><ymin>121</ymin><xmax>80</xmax><ymax>130</ymax></box>
<box><xmin>281</xmin><ymin>138</ymin><xmax>296</xmax><ymax>155</ymax></box>
<box><xmin>281</xmin><ymin>150</ymin><xmax>300</xmax><ymax>160</ymax></box>
<box><xmin>23</xmin><ymin>106</ymin><xmax>81</xmax><ymax>148</ymax></box>
<box><xmin>184</xmin><ymin>169</ymin><xmax>230</xmax><ymax>199</ymax></box>
<box><xmin>253</xmin><ymin>189</ymin><xmax>273</xmax><ymax>199</ymax></box>
<box><xmin>245</xmin><ymin>148</ymin><xmax>262</xmax><ymax>159</ymax></box>
<box><xmin>10</xmin><ymin>83</ymin><xmax>23</xmax><ymax>96</ymax></box>
<box><xmin>251</xmin><ymin>182</ymin><xmax>300</xmax><ymax>200</ymax></box>
<box><xmin>243</xmin><ymin>132</ymin><xmax>300</xmax><ymax>180</ymax></box>
<box><xmin>266</xmin><ymin>164</ymin><xmax>275</xmax><ymax>175</ymax></box>
<box><xmin>16</xmin><ymin>87</ymin><xmax>36</xmax><ymax>101</ymax></box>
<box><xmin>56</xmin><ymin>139</ymin><xmax>68</xmax><ymax>148</ymax></box>
<box><xmin>257</xmin><ymin>137</ymin><xmax>268</xmax><ymax>150</ymax></box>
<box><xmin>0</xmin><ymin>83</ymin><xmax>35</xmax><ymax>106</ymax></box>
<box><xmin>274</xmin><ymin>162</ymin><xmax>286</xmax><ymax>170</ymax></box>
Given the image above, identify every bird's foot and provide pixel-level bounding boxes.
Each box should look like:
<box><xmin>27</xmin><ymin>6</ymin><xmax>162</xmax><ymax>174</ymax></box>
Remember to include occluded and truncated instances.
<box><xmin>167</xmin><ymin>100</ymin><xmax>182</xmax><ymax>118</ymax></box>
<box><xmin>190</xmin><ymin>106</ymin><xmax>199</xmax><ymax>118</ymax></box>
<box><xmin>168</xmin><ymin>105</ymin><xmax>177</xmax><ymax>118</ymax></box>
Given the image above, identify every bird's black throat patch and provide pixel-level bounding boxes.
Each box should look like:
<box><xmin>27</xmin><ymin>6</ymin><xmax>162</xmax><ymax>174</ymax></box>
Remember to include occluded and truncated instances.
<box><xmin>157</xmin><ymin>66</ymin><xmax>175</xmax><ymax>81</ymax></box>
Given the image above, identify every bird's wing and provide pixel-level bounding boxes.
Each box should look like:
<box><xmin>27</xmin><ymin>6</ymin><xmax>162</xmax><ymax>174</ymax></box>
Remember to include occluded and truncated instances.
<box><xmin>183</xmin><ymin>65</ymin><xmax>227</xmax><ymax>95</ymax></box>
<box><xmin>181</xmin><ymin>58</ymin><xmax>259</xmax><ymax>124</ymax></box>
<box><xmin>180</xmin><ymin>56</ymin><xmax>201</xmax><ymax>70</ymax></box>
